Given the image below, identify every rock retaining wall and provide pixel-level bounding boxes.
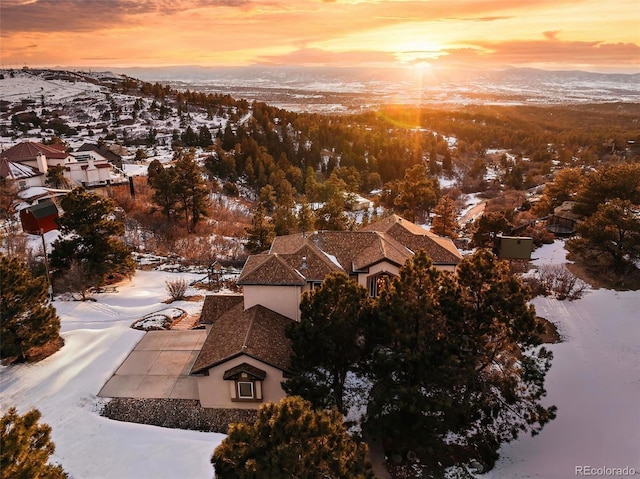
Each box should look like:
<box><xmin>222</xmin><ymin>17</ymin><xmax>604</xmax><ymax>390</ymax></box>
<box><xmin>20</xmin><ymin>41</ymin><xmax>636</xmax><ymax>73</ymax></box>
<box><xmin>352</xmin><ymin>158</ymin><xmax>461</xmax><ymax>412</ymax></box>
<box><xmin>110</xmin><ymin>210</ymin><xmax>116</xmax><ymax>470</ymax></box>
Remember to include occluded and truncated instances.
<box><xmin>100</xmin><ymin>398</ymin><xmax>257</xmax><ymax>433</ymax></box>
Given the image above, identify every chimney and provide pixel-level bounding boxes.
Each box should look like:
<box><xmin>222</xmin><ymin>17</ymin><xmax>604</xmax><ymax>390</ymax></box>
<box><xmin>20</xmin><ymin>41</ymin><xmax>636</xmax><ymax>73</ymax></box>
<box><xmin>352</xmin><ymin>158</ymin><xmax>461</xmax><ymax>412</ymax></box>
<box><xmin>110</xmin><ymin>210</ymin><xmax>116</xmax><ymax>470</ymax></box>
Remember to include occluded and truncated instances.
<box><xmin>36</xmin><ymin>152</ymin><xmax>48</xmax><ymax>174</ymax></box>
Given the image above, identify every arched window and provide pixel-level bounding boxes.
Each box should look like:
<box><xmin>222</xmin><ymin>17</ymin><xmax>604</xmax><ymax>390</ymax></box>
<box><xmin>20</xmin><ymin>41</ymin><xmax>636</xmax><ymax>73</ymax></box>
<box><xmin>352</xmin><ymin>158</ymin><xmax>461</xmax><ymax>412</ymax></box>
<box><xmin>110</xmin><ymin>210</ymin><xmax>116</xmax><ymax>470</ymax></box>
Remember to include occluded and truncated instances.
<box><xmin>367</xmin><ymin>272</ymin><xmax>393</xmax><ymax>297</ymax></box>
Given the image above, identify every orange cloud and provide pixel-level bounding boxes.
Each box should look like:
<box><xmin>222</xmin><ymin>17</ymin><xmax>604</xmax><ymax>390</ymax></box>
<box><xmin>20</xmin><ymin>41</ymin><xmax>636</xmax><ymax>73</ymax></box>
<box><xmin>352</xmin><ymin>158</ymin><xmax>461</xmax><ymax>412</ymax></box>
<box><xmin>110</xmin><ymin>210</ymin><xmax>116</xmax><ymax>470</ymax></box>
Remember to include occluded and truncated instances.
<box><xmin>0</xmin><ymin>0</ymin><xmax>638</xmax><ymax>72</ymax></box>
<box><xmin>435</xmin><ymin>36</ymin><xmax>640</xmax><ymax>69</ymax></box>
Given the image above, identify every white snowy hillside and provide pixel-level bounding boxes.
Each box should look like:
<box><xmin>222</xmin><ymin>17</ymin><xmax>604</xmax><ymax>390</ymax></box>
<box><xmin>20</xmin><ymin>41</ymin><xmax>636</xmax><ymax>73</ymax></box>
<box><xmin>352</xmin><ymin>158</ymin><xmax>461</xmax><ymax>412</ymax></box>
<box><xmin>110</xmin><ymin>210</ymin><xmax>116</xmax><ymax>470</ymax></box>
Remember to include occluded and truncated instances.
<box><xmin>486</xmin><ymin>240</ymin><xmax>640</xmax><ymax>479</ymax></box>
<box><xmin>0</xmin><ymin>69</ymin><xmax>228</xmax><ymax>164</ymax></box>
<box><xmin>0</xmin><ymin>70</ymin><xmax>111</xmax><ymax>105</ymax></box>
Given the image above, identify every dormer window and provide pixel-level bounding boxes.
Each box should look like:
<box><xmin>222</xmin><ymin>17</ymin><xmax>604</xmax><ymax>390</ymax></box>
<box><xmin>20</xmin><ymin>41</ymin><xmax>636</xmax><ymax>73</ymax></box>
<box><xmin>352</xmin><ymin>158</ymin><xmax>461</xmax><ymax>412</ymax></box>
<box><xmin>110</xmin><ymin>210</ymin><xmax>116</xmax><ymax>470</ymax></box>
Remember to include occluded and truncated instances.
<box><xmin>237</xmin><ymin>381</ymin><xmax>254</xmax><ymax>399</ymax></box>
<box><xmin>224</xmin><ymin>363</ymin><xmax>266</xmax><ymax>402</ymax></box>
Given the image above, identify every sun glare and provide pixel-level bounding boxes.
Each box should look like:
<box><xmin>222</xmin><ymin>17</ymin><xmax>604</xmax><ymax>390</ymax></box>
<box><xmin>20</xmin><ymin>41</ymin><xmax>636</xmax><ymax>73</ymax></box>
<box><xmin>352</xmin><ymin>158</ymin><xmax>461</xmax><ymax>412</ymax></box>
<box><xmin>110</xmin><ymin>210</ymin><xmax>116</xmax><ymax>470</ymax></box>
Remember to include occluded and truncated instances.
<box><xmin>412</xmin><ymin>61</ymin><xmax>433</xmax><ymax>74</ymax></box>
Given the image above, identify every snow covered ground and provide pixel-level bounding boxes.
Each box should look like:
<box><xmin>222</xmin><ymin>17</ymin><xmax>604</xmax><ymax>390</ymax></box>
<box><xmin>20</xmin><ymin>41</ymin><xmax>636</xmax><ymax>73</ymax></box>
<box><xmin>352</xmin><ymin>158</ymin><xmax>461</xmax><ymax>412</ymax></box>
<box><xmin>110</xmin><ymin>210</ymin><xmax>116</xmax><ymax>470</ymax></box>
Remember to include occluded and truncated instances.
<box><xmin>1</xmin><ymin>240</ymin><xmax>638</xmax><ymax>479</ymax></box>
<box><xmin>486</xmin><ymin>241</ymin><xmax>640</xmax><ymax>479</ymax></box>
<box><xmin>0</xmin><ymin>270</ymin><xmax>225</xmax><ymax>479</ymax></box>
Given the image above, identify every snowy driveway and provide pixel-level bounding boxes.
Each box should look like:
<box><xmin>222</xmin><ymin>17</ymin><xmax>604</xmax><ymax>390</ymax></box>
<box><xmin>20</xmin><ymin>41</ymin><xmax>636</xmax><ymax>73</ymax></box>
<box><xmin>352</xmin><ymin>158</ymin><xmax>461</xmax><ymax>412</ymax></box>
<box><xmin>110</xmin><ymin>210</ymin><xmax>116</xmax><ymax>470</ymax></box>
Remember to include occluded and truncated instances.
<box><xmin>98</xmin><ymin>329</ymin><xmax>207</xmax><ymax>399</ymax></box>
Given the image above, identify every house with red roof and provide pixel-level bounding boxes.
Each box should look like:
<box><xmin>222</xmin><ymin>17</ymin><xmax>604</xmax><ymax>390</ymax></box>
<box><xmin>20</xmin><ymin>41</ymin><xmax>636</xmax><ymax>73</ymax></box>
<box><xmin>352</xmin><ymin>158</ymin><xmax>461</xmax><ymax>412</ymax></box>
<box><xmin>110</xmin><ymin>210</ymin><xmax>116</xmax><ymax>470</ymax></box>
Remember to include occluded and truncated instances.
<box><xmin>1</xmin><ymin>141</ymin><xmax>126</xmax><ymax>190</ymax></box>
<box><xmin>189</xmin><ymin>215</ymin><xmax>462</xmax><ymax>409</ymax></box>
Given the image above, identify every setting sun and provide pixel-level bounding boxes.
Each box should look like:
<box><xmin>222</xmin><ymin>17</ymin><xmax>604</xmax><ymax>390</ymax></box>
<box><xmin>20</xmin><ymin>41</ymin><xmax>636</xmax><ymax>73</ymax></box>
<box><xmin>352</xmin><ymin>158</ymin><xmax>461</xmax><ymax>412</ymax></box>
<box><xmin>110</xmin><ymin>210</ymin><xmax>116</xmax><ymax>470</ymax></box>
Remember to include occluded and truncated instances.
<box><xmin>0</xmin><ymin>0</ymin><xmax>638</xmax><ymax>72</ymax></box>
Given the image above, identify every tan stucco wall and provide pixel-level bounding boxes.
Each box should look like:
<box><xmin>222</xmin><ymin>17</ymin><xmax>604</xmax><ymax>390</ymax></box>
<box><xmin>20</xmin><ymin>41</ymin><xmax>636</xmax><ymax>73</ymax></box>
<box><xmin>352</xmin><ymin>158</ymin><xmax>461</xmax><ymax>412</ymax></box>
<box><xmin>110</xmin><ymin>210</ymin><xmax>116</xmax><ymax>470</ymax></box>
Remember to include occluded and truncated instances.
<box><xmin>243</xmin><ymin>284</ymin><xmax>302</xmax><ymax>321</ymax></box>
<box><xmin>356</xmin><ymin>261</ymin><xmax>401</xmax><ymax>288</ymax></box>
<box><xmin>434</xmin><ymin>264</ymin><xmax>457</xmax><ymax>273</ymax></box>
<box><xmin>195</xmin><ymin>355</ymin><xmax>287</xmax><ymax>409</ymax></box>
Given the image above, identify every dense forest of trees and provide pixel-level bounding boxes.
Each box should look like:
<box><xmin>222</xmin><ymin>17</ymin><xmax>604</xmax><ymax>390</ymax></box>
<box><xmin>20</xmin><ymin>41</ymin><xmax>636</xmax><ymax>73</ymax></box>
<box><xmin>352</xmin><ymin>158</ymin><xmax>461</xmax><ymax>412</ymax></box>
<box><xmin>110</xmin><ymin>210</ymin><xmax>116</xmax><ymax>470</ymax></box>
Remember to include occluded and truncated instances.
<box><xmin>122</xmin><ymin>77</ymin><xmax>640</xmax><ymax>203</ymax></box>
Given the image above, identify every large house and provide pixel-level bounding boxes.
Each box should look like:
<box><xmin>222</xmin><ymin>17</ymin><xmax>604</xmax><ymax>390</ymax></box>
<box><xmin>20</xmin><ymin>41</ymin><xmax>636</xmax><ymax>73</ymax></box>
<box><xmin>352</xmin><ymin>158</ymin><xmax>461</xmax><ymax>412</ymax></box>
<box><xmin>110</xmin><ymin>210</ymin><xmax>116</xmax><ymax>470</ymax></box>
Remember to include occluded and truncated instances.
<box><xmin>0</xmin><ymin>141</ymin><xmax>126</xmax><ymax>191</ymax></box>
<box><xmin>190</xmin><ymin>215</ymin><xmax>462</xmax><ymax>409</ymax></box>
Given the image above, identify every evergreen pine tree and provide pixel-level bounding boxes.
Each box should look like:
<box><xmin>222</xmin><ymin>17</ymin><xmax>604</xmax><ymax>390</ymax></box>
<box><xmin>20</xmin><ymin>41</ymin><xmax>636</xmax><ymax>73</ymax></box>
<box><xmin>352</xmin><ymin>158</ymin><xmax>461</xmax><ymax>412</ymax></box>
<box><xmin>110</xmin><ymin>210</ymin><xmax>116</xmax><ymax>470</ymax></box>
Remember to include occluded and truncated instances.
<box><xmin>50</xmin><ymin>188</ymin><xmax>134</xmax><ymax>291</ymax></box>
<box><xmin>368</xmin><ymin>250</ymin><xmax>556</xmax><ymax>469</ymax></box>
<box><xmin>567</xmin><ymin>198</ymin><xmax>640</xmax><ymax>273</ymax></box>
<box><xmin>442</xmin><ymin>149</ymin><xmax>453</xmax><ymax>174</ymax></box>
<box><xmin>244</xmin><ymin>203</ymin><xmax>274</xmax><ymax>254</ymax></box>
<box><xmin>297</xmin><ymin>197</ymin><xmax>315</xmax><ymax>235</ymax></box>
<box><xmin>285</xmin><ymin>272</ymin><xmax>372</xmax><ymax>413</ymax></box>
<box><xmin>431</xmin><ymin>196</ymin><xmax>459</xmax><ymax>238</ymax></box>
<box><xmin>148</xmin><ymin>162</ymin><xmax>179</xmax><ymax>221</ymax></box>
<box><xmin>173</xmin><ymin>149</ymin><xmax>211</xmax><ymax>233</ymax></box>
<box><xmin>394</xmin><ymin>164</ymin><xmax>440</xmax><ymax>224</ymax></box>
<box><xmin>471</xmin><ymin>211</ymin><xmax>513</xmax><ymax>249</ymax></box>
<box><xmin>1</xmin><ymin>407</ymin><xmax>68</xmax><ymax>479</ymax></box>
<box><xmin>212</xmin><ymin>396</ymin><xmax>373</xmax><ymax>479</ymax></box>
<box><xmin>0</xmin><ymin>255</ymin><xmax>61</xmax><ymax>361</ymax></box>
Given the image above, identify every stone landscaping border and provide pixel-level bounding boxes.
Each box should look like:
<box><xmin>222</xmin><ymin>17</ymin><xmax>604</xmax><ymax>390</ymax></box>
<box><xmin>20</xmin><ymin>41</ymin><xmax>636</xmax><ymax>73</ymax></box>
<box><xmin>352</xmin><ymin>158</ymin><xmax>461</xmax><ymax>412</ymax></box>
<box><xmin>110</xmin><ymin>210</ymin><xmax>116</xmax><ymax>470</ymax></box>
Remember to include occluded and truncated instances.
<box><xmin>100</xmin><ymin>398</ymin><xmax>257</xmax><ymax>434</ymax></box>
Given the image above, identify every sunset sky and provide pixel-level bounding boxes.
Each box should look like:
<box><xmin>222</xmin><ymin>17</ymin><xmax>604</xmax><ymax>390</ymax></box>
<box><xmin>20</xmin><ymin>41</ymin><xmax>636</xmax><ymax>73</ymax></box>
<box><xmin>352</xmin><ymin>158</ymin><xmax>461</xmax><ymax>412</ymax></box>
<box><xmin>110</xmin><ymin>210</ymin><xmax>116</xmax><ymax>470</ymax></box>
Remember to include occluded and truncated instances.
<box><xmin>1</xmin><ymin>0</ymin><xmax>639</xmax><ymax>73</ymax></box>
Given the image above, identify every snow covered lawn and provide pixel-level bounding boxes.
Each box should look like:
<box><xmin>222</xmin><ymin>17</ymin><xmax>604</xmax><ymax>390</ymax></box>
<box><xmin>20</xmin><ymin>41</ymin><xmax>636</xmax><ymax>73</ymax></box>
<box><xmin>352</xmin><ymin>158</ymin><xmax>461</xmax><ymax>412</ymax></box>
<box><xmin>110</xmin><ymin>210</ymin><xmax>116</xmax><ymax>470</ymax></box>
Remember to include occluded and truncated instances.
<box><xmin>487</xmin><ymin>241</ymin><xmax>640</xmax><ymax>478</ymax></box>
<box><xmin>0</xmin><ymin>270</ymin><xmax>225</xmax><ymax>479</ymax></box>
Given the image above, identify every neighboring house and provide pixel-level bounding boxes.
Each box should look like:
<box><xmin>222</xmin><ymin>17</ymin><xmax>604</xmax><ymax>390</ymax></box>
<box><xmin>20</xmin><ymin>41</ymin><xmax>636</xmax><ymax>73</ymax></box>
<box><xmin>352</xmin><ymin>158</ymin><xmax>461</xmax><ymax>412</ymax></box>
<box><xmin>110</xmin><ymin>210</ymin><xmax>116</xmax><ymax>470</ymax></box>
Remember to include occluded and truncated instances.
<box><xmin>77</xmin><ymin>143</ymin><xmax>124</xmax><ymax>170</ymax></box>
<box><xmin>190</xmin><ymin>214</ymin><xmax>462</xmax><ymax>409</ymax></box>
<box><xmin>66</xmin><ymin>150</ymin><xmax>119</xmax><ymax>187</ymax></box>
<box><xmin>1</xmin><ymin>154</ymin><xmax>69</xmax><ymax>233</ymax></box>
<box><xmin>0</xmin><ymin>141</ymin><xmax>127</xmax><ymax>189</ymax></box>
<box><xmin>0</xmin><ymin>156</ymin><xmax>44</xmax><ymax>190</ymax></box>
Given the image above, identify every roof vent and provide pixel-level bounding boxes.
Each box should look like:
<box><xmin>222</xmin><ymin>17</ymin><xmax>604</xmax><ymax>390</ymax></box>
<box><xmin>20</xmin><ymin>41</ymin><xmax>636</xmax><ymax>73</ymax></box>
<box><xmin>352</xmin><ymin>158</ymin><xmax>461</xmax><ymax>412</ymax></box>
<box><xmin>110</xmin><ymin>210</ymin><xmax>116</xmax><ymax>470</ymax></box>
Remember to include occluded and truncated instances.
<box><xmin>301</xmin><ymin>256</ymin><xmax>307</xmax><ymax>269</ymax></box>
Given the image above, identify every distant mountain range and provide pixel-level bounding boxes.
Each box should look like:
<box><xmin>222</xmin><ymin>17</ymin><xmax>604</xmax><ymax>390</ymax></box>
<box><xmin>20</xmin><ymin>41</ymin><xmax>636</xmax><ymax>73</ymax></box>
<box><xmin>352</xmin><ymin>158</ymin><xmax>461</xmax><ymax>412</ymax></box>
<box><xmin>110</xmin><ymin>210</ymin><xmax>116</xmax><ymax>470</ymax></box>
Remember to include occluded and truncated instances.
<box><xmin>83</xmin><ymin>65</ymin><xmax>640</xmax><ymax>111</ymax></box>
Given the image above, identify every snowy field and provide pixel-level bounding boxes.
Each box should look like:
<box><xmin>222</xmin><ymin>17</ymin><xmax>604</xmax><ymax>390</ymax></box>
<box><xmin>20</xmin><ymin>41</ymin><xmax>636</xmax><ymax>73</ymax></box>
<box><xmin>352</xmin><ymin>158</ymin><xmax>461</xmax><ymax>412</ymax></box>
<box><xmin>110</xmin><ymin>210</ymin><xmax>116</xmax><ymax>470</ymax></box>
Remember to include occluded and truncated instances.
<box><xmin>1</xmin><ymin>241</ymin><xmax>639</xmax><ymax>479</ymax></box>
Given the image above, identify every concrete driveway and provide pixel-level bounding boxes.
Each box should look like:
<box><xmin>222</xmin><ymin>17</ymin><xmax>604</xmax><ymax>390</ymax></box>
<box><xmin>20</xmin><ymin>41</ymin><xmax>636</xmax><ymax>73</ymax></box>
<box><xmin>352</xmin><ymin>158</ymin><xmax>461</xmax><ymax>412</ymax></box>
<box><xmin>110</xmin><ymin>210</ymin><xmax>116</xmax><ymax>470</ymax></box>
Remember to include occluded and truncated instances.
<box><xmin>98</xmin><ymin>330</ymin><xmax>207</xmax><ymax>400</ymax></box>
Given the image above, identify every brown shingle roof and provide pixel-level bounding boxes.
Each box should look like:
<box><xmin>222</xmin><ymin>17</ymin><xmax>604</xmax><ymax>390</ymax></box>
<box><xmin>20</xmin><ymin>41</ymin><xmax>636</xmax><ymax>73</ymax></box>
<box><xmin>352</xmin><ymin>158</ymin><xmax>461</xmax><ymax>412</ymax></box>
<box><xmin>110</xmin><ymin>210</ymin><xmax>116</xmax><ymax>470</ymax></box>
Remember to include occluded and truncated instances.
<box><xmin>361</xmin><ymin>214</ymin><xmax>462</xmax><ymax>265</ymax></box>
<box><xmin>238</xmin><ymin>253</ymin><xmax>306</xmax><ymax>285</ymax></box>
<box><xmin>223</xmin><ymin>362</ymin><xmax>267</xmax><ymax>380</ymax></box>
<box><xmin>240</xmin><ymin>215</ymin><xmax>461</xmax><ymax>287</ymax></box>
<box><xmin>191</xmin><ymin>303</ymin><xmax>293</xmax><ymax>374</ymax></box>
<box><xmin>270</xmin><ymin>234</ymin><xmax>307</xmax><ymax>254</ymax></box>
<box><xmin>281</xmin><ymin>243</ymin><xmax>342</xmax><ymax>281</ymax></box>
<box><xmin>1</xmin><ymin>141</ymin><xmax>67</xmax><ymax>162</ymax></box>
<box><xmin>352</xmin><ymin>232</ymin><xmax>413</xmax><ymax>271</ymax></box>
<box><xmin>199</xmin><ymin>294</ymin><xmax>244</xmax><ymax>325</ymax></box>
<box><xmin>308</xmin><ymin>230</ymin><xmax>413</xmax><ymax>272</ymax></box>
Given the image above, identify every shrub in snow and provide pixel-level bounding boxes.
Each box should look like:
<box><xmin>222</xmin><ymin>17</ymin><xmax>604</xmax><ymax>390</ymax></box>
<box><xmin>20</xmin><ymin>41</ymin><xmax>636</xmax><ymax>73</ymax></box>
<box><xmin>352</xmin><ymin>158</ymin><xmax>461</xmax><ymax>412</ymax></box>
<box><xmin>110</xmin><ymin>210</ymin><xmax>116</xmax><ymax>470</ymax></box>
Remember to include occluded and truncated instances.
<box><xmin>528</xmin><ymin>264</ymin><xmax>588</xmax><ymax>300</ymax></box>
<box><xmin>166</xmin><ymin>277</ymin><xmax>188</xmax><ymax>301</ymax></box>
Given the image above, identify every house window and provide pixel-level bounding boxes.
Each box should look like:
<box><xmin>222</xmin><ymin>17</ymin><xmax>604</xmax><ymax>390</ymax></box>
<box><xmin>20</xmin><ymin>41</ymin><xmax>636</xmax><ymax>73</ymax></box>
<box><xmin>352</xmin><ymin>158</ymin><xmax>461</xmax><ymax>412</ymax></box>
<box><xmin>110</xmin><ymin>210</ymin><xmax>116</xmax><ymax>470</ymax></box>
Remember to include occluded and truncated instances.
<box><xmin>368</xmin><ymin>272</ymin><xmax>393</xmax><ymax>297</ymax></box>
<box><xmin>224</xmin><ymin>363</ymin><xmax>266</xmax><ymax>402</ymax></box>
<box><xmin>237</xmin><ymin>381</ymin><xmax>254</xmax><ymax>399</ymax></box>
